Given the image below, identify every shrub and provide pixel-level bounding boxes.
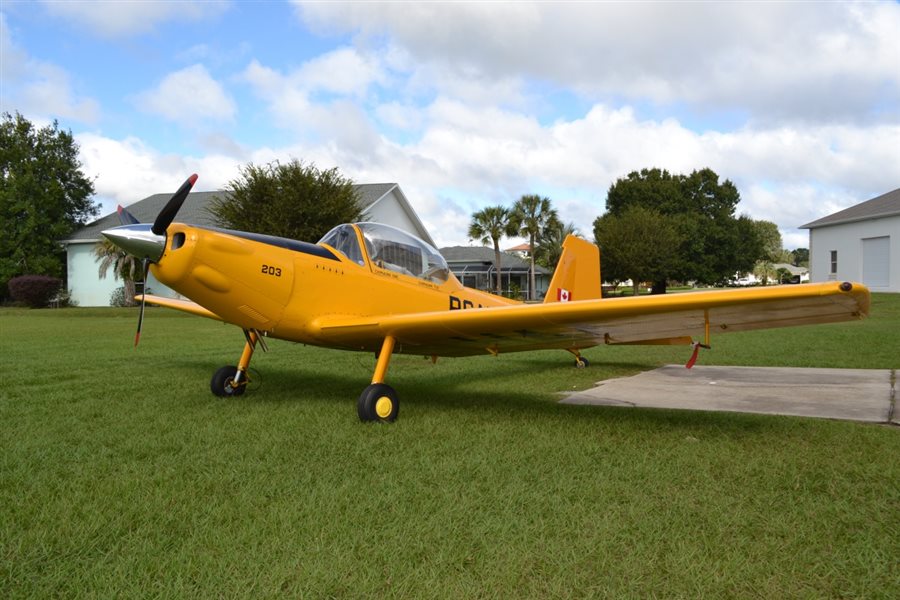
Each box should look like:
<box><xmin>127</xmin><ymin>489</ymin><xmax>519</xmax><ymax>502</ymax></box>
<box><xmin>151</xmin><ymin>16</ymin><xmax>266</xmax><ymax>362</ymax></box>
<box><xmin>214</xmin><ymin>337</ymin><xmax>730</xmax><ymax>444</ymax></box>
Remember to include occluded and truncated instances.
<box><xmin>111</xmin><ymin>286</ymin><xmax>152</xmax><ymax>307</ymax></box>
<box><xmin>7</xmin><ymin>275</ymin><xmax>62</xmax><ymax>308</ymax></box>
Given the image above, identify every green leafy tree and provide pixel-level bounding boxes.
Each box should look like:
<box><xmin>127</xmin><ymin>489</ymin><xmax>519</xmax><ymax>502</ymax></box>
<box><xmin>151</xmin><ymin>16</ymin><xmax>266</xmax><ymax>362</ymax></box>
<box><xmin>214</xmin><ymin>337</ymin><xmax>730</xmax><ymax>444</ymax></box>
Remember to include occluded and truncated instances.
<box><xmin>594</xmin><ymin>206</ymin><xmax>685</xmax><ymax>297</ymax></box>
<box><xmin>468</xmin><ymin>205</ymin><xmax>513</xmax><ymax>294</ymax></box>
<box><xmin>0</xmin><ymin>112</ymin><xmax>97</xmax><ymax>298</ymax></box>
<box><xmin>509</xmin><ymin>194</ymin><xmax>558</xmax><ymax>300</ymax></box>
<box><xmin>534</xmin><ymin>220</ymin><xmax>579</xmax><ymax>271</ymax></box>
<box><xmin>209</xmin><ymin>159</ymin><xmax>362</xmax><ymax>241</ymax></box>
<box><xmin>605</xmin><ymin>167</ymin><xmax>763</xmax><ymax>292</ymax></box>
<box><xmin>751</xmin><ymin>220</ymin><xmax>783</xmax><ymax>285</ymax></box>
<box><xmin>791</xmin><ymin>247</ymin><xmax>809</xmax><ymax>267</ymax></box>
<box><xmin>93</xmin><ymin>239</ymin><xmax>143</xmax><ymax>307</ymax></box>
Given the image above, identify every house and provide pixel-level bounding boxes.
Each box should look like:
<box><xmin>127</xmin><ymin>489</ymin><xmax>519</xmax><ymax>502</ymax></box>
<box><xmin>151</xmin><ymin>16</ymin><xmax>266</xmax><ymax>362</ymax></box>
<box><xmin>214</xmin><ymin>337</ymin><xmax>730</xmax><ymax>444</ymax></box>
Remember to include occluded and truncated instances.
<box><xmin>801</xmin><ymin>187</ymin><xmax>900</xmax><ymax>293</ymax></box>
<box><xmin>439</xmin><ymin>245</ymin><xmax>551</xmax><ymax>300</ymax></box>
<box><xmin>62</xmin><ymin>183</ymin><xmax>434</xmax><ymax>306</ymax></box>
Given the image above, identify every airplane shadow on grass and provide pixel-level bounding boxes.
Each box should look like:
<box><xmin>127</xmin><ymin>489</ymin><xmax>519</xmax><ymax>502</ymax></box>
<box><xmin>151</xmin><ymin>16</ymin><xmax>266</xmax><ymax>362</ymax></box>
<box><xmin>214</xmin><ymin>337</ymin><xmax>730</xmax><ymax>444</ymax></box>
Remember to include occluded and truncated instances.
<box><xmin>161</xmin><ymin>352</ymin><xmax>777</xmax><ymax>433</ymax></box>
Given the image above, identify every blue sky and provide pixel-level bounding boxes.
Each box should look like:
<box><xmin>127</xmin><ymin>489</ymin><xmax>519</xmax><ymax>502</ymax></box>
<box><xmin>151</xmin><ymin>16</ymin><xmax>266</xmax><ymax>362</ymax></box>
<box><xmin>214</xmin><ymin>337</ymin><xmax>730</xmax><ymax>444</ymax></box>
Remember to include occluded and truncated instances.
<box><xmin>2</xmin><ymin>1</ymin><xmax>898</xmax><ymax>249</ymax></box>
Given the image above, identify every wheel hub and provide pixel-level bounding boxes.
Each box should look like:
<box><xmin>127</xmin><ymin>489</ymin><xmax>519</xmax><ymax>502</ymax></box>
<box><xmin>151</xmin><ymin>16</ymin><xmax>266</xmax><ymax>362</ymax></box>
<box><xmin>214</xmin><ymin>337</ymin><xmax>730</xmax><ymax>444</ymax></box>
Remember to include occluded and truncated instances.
<box><xmin>375</xmin><ymin>396</ymin><xmax>394</xmax><ymax>419</ymax></box>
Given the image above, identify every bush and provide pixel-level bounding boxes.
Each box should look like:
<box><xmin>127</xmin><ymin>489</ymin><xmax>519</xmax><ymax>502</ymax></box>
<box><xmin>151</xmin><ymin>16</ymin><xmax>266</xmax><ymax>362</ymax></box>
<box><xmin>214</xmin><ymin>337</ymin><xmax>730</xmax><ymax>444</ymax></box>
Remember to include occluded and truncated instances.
<box><xmin>7</xmin><ymin>275</ymin><xmax>62</xmax><ymax>308</ymax></box>
<box><xmin>110</xmin><ymin>286</ymin><xmax>152</xmax><ymax>307</ymax></box>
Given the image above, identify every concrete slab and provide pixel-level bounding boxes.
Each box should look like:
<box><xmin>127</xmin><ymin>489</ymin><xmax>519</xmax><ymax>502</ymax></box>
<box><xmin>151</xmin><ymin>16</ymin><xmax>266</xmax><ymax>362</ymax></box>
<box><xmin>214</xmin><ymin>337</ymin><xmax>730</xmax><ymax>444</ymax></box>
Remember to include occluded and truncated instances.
<box><xmin>562</xmin><ymin>365</ymin><xmax>896</xmax><ymax>424</ymax></box>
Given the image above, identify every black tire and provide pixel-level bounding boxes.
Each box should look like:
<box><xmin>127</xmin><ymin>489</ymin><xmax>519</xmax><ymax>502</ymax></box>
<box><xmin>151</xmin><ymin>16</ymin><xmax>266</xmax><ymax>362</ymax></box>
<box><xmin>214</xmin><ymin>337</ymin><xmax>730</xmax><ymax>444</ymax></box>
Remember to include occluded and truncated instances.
<box><xmin>211</xmin><ymin>365</ymin><xmax>246</xmax><ymax>397</ymax></box>
<box><xmin>575</xmin><ymin>356</ymin><xmax>590</xmax><ymax>369</ymax></box>
<box><xmin>357</xmin><ymin>383</ymin><xmax>399</xmax><ymax>423</ymax></box>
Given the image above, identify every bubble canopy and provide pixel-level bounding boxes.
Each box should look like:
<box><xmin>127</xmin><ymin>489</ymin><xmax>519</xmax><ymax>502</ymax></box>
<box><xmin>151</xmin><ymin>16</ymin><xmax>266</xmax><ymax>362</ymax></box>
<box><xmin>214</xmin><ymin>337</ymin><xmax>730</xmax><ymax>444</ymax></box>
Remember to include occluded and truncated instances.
<box><xmin>319</xmin><ymin>222</ymin><xmax>450</xmax><ymax>284</ymax></box>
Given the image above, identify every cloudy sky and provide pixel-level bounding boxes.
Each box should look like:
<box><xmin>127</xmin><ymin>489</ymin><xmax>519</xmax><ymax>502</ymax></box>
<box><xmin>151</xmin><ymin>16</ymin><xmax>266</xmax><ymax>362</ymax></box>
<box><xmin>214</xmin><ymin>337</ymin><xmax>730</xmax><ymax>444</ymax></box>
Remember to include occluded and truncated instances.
<box><xmin>2</xmin><ymin>1</ymin><xmax>898</xmax><ymax>249</ymax></box>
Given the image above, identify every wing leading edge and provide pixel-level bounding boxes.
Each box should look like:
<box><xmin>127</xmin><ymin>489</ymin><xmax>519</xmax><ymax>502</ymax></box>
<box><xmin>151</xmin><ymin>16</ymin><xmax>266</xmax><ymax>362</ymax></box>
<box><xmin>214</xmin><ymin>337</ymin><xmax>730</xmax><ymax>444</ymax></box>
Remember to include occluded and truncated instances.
<box><xmin>311</xmin><ymin>281</ymin><xmax>870</xmax><ymax>357</ymax></box>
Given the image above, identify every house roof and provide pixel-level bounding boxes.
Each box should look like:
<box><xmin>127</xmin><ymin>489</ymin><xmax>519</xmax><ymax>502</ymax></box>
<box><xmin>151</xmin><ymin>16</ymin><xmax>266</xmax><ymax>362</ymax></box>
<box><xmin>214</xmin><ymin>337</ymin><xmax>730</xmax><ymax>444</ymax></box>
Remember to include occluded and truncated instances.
<box><xmin>801</xmin><ymin>187</ymin><xmax>900</xmax><ymax>229</ymax></box>
<box><xmin>771</xmin><ymin>263</ymin><xmax>807</xmax><ymax>276</ymax></box>
<box><xmin>439</xmin><ymin>246</ymin><xmax>551</xmax><ymax>274</ymax></box>
<box><xmin>504</xmin><ymin>242</ymin><xmax>531</xmax><ymax>253</ymax></box>
<box><xmin>63</xmin><ymin>183</ymin><xmax>415</xmax><ymax>243</ymax></box>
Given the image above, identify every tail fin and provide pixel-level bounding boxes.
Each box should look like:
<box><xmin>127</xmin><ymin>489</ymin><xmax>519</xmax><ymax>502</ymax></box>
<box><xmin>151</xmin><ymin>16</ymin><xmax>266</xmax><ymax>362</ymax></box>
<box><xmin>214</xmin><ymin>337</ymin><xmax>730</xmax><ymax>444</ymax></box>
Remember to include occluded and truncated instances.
<box><xmin>543</xmin><ymin>235</ymin><xmax>602</xmax><ymax>303</ymax></box>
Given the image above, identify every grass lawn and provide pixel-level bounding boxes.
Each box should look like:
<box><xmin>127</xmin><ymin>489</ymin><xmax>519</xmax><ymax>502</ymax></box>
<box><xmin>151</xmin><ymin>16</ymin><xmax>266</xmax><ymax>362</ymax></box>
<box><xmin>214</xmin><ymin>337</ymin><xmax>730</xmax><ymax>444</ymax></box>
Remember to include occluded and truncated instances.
<box><xmin>2</xmin><ymin>294</ymin><xmax>898</xmax><ymax>598</ymax></box>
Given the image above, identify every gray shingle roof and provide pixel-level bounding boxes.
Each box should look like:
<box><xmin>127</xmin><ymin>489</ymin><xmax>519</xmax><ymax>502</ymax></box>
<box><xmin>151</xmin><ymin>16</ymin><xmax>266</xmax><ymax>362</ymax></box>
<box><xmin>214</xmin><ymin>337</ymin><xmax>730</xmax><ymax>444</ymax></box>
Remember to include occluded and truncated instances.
<box><xmin>801</xmin><ymin>187</ymin><xmax>900</xmax><ymax>229</ymax></box>
<box><xmin>439</xmin><ymin>246</ymin><xmax>551</xmax><ymax>274</ymax></box>
<box><xmin>63</xmin><ymin>184</ymin><xmax>399</xmax><ymax>243</ymax></box>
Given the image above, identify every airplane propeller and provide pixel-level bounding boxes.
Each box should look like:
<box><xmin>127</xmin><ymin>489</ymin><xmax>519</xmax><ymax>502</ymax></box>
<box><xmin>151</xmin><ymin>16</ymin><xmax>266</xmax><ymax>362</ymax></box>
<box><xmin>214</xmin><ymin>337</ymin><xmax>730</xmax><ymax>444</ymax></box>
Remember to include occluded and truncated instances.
<box><xmin>134</xmin><ymin>258</ymin><xmax>150</xmax><ymax>347</ymax></box>
<box><xmin>103</xmin><ymin>174</ymin><xmax>199</xmax><ymax>347</ymax></box>
<box><xmin>152</xmin><ymin>174</ymin><xmax>198</xmax><ymax>235</ymax></box>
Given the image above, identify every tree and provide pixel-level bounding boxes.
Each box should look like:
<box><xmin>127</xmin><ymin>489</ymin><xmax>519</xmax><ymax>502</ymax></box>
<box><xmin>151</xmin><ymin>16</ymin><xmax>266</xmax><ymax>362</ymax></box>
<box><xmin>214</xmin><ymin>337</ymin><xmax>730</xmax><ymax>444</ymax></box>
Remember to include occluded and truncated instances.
<box><xmin>791</xmin><ymin>247</ymin><xmax>809</xmax><ymax>267</ymax></box>
<box><xmin>0</xmin><ymin>112</ymin><xmax>98</xmax><ymax>298</ymax></box>
<box><xmin>604</xmin><ymin>167</ymin><xmax>764</xmax><ymax>292</ymax></box>
<box><xmin>509</xmin><ymin>194</ymin><xmax>558</xmax><ymax>300</ymax></box>
<box><xmin>750</xmin><ymin>220</ymin><xmax>783</xmax><ymax>285</ymax></box>
<box><xmin>594</xmin><ymin>206</ymin><xmax>685</xmax><ymax>297</ymax></box>
<box><xmin>534</xmin><ymin>220</ymin><xmax>579</xmax><ymax>271</ymax></box>
<box><xmin>93</xmin><ymin>239</ymin><xmax>143</xmax><ymax>307</ymax></box>
<box><xmin>468</xmin><ymin>205</ymin><xmax>513</xmax><ymax>294</ymax></box>
<box><xmin>209</xmin><ymin>159</ymin><xmax>362</xmax><ymax>242</ymax></box>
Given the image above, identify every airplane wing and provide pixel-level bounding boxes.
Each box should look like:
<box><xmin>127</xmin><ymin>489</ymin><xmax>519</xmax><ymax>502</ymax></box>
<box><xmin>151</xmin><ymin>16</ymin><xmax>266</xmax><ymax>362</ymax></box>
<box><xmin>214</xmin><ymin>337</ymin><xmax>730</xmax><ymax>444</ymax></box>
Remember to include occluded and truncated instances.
<box><xmin>310</xmin><ymin>281</ymin><xmax>870</xmax><ymax>357</ymax></box>
<box><xmin>138</xmin><ymin>294</ymin><xmax>224</xmax><ymax>321</ymax></box>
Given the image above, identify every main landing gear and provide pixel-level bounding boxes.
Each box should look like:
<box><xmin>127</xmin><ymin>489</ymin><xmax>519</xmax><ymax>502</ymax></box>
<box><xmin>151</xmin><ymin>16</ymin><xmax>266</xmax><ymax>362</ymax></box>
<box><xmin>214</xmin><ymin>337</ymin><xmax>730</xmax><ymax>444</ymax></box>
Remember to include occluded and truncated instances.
<box><xmin>358</xmin><ymin>335</ymin><xmax>399</xmax><ymax>423</ymax></box>
<box><xmin>210</xmin><ymin>330</ymin><xmax>263</xmax><ymax>398</ymax></box>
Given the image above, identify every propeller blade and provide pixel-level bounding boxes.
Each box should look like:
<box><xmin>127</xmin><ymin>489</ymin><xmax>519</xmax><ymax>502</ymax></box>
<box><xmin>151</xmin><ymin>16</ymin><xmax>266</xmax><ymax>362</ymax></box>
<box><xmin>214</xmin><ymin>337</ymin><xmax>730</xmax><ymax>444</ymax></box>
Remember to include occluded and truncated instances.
<box><xmin>151</xmin><ymin>174</ymin><xmax>198</xmax><ymax>235</ymax></box>
<box><xmin>134</xmin><ymin>258</ymin><xmax>150</xmax><ymax>347</ymax></box>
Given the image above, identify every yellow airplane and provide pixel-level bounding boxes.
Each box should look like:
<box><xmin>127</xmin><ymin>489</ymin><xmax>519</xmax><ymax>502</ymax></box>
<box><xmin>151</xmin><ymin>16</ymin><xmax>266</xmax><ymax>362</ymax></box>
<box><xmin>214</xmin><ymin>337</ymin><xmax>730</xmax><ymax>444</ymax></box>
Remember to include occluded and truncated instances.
<box><xmin>103</xmin><ymin>175</ymin><xmax>871</xmax><ymax>422</ymax></box>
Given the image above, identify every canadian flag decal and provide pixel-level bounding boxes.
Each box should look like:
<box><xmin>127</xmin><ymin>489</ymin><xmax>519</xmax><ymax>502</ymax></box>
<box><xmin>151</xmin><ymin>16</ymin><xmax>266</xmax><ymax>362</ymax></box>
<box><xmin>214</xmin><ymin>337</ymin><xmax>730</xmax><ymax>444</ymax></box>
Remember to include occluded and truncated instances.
<box><xmin>557</xmin><ymin>288</ymin><xmax>571</xmax><ymax>302</ymax></box>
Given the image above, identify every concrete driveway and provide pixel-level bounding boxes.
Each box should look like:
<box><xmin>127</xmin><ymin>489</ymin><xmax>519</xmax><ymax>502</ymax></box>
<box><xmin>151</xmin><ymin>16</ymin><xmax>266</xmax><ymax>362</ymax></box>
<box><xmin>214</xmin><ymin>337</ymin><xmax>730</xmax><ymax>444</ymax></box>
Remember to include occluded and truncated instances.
<box><xmin>562</xmin><ymin>365</ymin><xmax>897</xmax><ymax>424</ymax></box>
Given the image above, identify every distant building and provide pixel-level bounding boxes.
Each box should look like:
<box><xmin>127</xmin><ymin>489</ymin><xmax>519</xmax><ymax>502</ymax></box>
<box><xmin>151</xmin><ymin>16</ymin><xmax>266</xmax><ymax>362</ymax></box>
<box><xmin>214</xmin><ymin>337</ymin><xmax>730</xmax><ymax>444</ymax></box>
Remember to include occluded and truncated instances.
<box><xmin>801</xmin><ymin>188</ymin><xmax>900</xmax><ymax>293</ymax></box>
<box><xmin>503</xmin><ymin>242</ymin><xmax>531</xmax><ymax>259</ymax></box>
<box><xmin>440</xmin><ymin>245</ymin><xmax>550</xmax><ymax>300</ymax></box>
<box><xmin>62</xmin><ymin>183</ymin><xmax>433</xmax><ymax>306</ymax></box>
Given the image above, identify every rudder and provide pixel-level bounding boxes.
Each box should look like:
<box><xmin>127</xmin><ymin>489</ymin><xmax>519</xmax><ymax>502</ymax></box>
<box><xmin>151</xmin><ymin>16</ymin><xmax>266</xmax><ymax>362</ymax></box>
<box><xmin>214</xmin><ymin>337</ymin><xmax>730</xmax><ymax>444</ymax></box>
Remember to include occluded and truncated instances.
<box><xmin>543</xmin><ymin>235</ymin><xmax>602</xmax><ymax>303</ymax></box>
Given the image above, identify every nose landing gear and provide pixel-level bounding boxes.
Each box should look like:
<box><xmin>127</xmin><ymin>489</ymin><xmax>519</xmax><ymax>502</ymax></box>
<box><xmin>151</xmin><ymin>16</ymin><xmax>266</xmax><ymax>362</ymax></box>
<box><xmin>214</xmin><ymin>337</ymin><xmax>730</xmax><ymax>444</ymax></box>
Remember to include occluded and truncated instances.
<box><xmin>211</xmin><ymin>330</ymin><xmax>262</xmax><ymax>397</ymax></box>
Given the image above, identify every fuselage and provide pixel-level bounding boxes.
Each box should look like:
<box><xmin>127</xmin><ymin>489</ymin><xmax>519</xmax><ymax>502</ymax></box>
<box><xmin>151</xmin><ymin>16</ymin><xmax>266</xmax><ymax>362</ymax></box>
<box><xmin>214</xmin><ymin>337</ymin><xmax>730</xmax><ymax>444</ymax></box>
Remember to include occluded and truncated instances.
<box><xmin>151</xmin><ymin>222</ymin><xmax>519</xmax><ymax>351</ymax></box>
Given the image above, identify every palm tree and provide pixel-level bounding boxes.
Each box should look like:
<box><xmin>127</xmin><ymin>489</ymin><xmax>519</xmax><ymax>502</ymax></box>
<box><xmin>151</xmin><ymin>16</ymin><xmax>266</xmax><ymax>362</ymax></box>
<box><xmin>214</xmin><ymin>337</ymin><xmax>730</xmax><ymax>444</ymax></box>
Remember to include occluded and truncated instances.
<box><xmin>93</xmin><ymin>239</ymin><xmax>143</xmax><ymax>306</ymax></box>
<box><xmin>468</xmin><ymin>206</ymin><xmax>512</xmax><ymax>294</ymax></box>
<box><xmin>510</xmin><ymin>195</ymin><xmax>558</xmax><ymax>300</ymax></box>
<box><xmin>535</xmin><ymin>220</ymin><xmax>578</xmax><ymax>271</ymax></box>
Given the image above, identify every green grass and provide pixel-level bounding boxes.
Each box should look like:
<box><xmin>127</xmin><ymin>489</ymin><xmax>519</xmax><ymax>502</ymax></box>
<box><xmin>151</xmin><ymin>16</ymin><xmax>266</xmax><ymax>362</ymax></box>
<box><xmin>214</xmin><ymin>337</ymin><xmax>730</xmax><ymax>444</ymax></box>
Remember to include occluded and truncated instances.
<box><xmin>2</xmin><ymin>295</ymin><xmax>898</xmax><ymax>598</ymax></box>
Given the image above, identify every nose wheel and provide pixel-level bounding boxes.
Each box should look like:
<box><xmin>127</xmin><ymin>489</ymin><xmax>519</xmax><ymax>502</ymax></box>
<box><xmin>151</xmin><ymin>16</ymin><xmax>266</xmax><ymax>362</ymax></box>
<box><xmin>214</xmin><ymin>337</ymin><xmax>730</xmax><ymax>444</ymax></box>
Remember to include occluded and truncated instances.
<box><xmin>211</xmin><ymin>365</ymin><xmax>247</xmax><ymax>397</ymax></box>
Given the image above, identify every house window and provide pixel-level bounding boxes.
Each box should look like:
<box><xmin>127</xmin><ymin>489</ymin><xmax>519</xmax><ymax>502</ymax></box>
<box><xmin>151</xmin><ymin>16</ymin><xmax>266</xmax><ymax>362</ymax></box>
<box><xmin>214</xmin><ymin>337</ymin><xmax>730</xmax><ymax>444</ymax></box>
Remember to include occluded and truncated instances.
<box><xmin>830</xmin><ymin>250</ymin><xmax>838</xmax><ymax>275</ymax></box>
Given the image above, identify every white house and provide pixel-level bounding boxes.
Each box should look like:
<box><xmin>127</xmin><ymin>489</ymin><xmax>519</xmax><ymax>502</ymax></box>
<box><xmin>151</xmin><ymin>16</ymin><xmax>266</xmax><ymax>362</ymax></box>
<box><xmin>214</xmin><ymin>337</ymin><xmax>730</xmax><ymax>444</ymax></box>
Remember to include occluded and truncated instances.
<box><xmin>801</xmin><ymin>187</ymin><xmax>900</xmax><ymax>293</ymax></box>
<box><xmin>62</xmin><ymin>183</ymin><xmax>435</xmax><ymax>306</ymax></box>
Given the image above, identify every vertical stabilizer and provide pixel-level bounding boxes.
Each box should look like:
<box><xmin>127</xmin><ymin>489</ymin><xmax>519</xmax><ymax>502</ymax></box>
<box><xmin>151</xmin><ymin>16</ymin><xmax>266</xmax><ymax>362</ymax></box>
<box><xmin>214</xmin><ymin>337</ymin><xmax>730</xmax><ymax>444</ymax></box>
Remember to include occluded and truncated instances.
<box><xmin>543</xmin><ymin>235</ymin><xmax>602</xmax><ymax>303</ymax></box>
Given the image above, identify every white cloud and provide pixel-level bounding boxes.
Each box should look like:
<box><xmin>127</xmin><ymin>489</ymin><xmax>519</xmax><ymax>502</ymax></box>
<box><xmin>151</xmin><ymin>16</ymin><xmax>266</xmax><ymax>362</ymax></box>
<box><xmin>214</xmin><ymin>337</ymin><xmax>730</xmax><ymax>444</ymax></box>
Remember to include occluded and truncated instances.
<box><xmin>0</xmin><ymin>13</ymin><xmax>99</xmax><ymax>124</ymax></box>
<box><xmin>284</xmin><ymin>98</ymin><xmax>899</xmax><ymax>248</ymax></box>
<box><xmin>294</xmin><ymin>1</ymin><xmax>900</xmax><ymax>124</ymax></box>
<box><xmin>134</xmin><ymin>64</ymin><xmax>236</xmax><ymax>125</ymax></box>
<box><xmin>39</xmin><ymin>0</ymin><xmax>231</xmax><ymax>37</ymax></box>
<box><xmin>76</xmin><ymin>132</ymin><xmax>240</xmax><ymax>213</ymax></box>
<box><xmin>76</xmin><ymin>89</ymin><xmax>899</xmax><ymax>250</ymax></box>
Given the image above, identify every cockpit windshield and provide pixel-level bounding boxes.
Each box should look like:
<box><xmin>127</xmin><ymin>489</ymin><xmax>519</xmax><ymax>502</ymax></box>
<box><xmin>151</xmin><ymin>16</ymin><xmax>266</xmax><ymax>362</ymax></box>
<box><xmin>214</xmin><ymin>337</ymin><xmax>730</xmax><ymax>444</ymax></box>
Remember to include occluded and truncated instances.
<box><xmin>318</xmin><ymin>224</ymin><xmax>365</xmax><ymax>265</ymax></box>
<box><xmin>357</xmin><ymin>222</ymin><xmax>450</xmax><ymax>284</ymax></box>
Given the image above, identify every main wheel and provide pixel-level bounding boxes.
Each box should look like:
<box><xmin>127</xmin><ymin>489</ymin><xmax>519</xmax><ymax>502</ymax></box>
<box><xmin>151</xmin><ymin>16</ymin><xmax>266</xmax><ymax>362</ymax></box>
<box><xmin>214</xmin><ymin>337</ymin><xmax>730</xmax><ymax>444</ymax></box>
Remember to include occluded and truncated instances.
<box><xmin>211</xmin><ymin>365</ymin><xmax>247</xmax><ymax>397</ymax></box>
<box><xmin>574</xmin><ymin>356</ymin><xmax>590</xmax><ymax>369</ymax></box>
<box><xmin>357</xmin><ymin>383</ymin><xmax>399</xmax><ymax>423</ymax></box>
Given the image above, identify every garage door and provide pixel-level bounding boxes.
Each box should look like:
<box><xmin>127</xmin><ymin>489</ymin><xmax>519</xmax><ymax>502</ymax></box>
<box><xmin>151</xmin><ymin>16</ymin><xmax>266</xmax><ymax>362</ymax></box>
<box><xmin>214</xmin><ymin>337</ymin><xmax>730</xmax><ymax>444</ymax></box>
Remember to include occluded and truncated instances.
<box><xmin>862</xmin><ymin>236</ymin><xmax>890</xmax><ymax>288</ymax></box>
